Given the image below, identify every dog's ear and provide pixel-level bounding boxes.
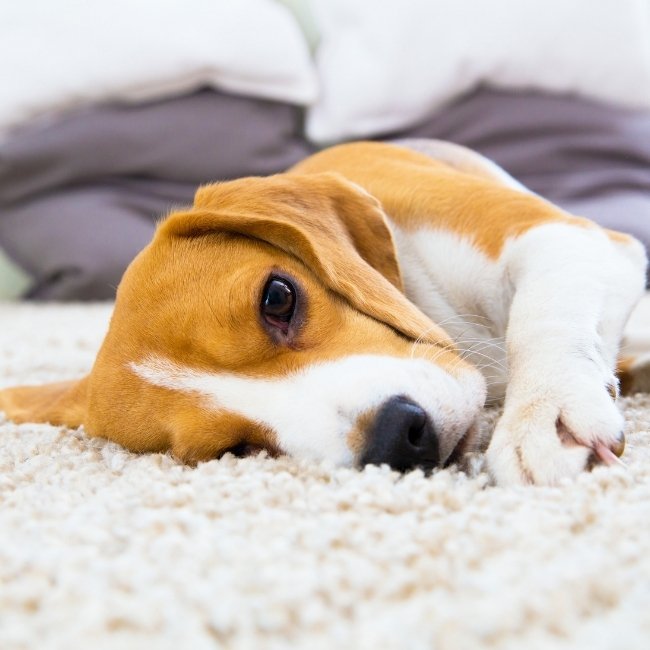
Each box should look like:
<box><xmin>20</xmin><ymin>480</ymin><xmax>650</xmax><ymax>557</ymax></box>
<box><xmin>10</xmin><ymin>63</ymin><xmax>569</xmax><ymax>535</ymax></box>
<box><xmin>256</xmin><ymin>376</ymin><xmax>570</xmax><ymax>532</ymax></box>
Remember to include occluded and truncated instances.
<box><xmin>177</xmin><ymin>171</ymin><xmax>403</xmax><ymax>289</ymax></box>
<box><xmin>160</xmin><ymin>172</ymin><xmax>452</xmax><ymax>346</ymax></box>
<box><xmin>0</xmin><ymin>377</ymin><xmax>88</xmax><ymax>427</ymax></box>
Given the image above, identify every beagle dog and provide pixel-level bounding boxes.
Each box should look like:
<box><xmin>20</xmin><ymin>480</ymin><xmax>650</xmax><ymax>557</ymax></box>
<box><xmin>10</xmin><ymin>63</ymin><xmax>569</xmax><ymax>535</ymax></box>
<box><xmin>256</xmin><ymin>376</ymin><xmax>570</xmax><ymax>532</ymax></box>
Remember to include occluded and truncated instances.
<box><xmin>1</xmin><ymin>141</ymin><xmax>647</xmax><ymax>485</ymax></box>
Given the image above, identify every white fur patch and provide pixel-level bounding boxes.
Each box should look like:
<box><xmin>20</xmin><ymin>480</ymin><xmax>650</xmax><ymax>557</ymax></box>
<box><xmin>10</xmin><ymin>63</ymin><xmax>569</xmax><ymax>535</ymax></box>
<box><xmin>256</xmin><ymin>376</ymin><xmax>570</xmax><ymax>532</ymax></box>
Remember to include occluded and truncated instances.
<box><xmin>130</xmin><ymin>354</ymin><xmax>486</xmax><ymax>466</ymax></box>
<box><xmin>390</xmin><ymin>217</ymin><xmax>647</xmax><ymax>485</ymax></box>
<box><xmin>390</xmin><ymin>226</ymin><xmax>511</xmax><ymax>401</ymax></box>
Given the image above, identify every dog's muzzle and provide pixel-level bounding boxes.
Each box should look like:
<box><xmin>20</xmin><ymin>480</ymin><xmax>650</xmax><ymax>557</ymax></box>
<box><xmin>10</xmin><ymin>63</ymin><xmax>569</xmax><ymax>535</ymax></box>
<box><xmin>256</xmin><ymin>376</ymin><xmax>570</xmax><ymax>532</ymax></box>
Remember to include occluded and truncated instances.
<box><xmin>359</xmin><ymin>396</ymin><xmax>439</xmax><ymax>472</ymax></box>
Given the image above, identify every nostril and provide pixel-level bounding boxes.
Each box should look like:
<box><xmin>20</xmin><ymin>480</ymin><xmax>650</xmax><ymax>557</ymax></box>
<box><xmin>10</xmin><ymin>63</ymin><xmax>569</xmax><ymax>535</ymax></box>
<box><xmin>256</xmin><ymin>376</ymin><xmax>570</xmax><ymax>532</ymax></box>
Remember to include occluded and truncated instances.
<box><xmin>406</xmin><ymin>409</ymin><xmax>427</xmax><ymax>447</ymax></box>
<box><xmin>407</xmin><ymin>424</ymin><xmax>423</xmax><ymax>447</ymax></box>
<box><xmin>360</xmin><ymin>396</ymin><xmax>439</xmax><ymax>472</ymax></box>
<box><xmin>392</xmin><ymin>397</ymin><xmax>427</xmax><ymax>447</ymax></box>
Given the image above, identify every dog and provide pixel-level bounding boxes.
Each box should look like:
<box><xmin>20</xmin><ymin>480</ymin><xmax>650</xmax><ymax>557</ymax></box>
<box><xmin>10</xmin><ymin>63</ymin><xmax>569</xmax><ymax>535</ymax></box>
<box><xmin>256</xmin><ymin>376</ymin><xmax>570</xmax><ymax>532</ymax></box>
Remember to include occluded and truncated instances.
<box><xmin>1</xmin><ymin>140</ymin><xmax>647</xmax><ymax>485</ymax></box>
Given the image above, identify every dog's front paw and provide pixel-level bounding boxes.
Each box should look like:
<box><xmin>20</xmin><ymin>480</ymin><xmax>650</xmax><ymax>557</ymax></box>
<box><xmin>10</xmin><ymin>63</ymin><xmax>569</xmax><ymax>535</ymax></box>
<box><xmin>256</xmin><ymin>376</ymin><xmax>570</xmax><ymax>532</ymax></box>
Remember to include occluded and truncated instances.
<box><xmin>486</xmin><ymin>380</ymin><xmax>625</xmax><ymax>486</ymax></box>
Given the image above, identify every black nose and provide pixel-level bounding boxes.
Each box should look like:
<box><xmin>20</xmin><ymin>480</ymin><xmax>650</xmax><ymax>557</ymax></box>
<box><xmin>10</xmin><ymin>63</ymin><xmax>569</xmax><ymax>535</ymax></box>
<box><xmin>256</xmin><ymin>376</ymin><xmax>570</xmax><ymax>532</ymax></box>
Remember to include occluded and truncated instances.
<box><xmin>359</xmin><ymin>396</ymin><xmax>439</xmax><ymax>472</ymax></box>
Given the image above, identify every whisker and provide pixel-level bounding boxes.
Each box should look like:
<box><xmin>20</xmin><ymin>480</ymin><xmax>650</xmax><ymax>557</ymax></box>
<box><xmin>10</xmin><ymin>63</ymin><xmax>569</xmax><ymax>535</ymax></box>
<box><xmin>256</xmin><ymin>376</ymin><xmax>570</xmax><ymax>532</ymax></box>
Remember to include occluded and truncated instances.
<box><xmin>409</xmin><ymin>324</ymin><xmax>453</xmax><ymax>358</ymax></box>
<box><xmin>455</xmin><ymin>337</ymin><xmax>505</xmax><ymax>352</ymax></box>
<box><xmin>455</xmin><ymin>336</ymin><xmax>506</xmax><ymax>346</ymax></box>
<box><xmin>434</xmin><ymin>312</ymin><xmax>494</xmax><ymax>326</ymax></box>
<box><xmin>224</xmin><ymin>267</ymin><xmax>254</xmax><ymax>329</ymax></box>
<box><xmin>458</xmin><ymin>340</ymin><xmax>506</xmax><ymax>354</ymax></box>
<box><xmin>460</xmin><ymin>348</ymin><xmax>508</xmax><ymax>370</ymax></box>
<box><xmin>198</xmin><ymin>283</ymin><xmax>225</xmax><ymax>328</ymax></box>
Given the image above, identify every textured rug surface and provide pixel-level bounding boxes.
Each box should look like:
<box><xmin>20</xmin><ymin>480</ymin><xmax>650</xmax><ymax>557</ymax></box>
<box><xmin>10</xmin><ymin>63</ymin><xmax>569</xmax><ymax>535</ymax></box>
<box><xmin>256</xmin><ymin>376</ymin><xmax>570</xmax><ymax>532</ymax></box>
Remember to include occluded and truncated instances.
<box><xmin>1</xmin><ymin>302</ymin><xmax>649</xmax><ymax>650</ymax></box>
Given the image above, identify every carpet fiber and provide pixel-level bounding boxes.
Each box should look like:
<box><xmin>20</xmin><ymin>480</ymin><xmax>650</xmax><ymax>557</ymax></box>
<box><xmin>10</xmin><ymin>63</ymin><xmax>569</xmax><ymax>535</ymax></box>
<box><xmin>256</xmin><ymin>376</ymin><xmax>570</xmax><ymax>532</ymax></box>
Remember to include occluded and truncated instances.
<box><xmin>1</xmin><ymin>302</ymin><xmax>649</xmax><ymax>650</ymax></box>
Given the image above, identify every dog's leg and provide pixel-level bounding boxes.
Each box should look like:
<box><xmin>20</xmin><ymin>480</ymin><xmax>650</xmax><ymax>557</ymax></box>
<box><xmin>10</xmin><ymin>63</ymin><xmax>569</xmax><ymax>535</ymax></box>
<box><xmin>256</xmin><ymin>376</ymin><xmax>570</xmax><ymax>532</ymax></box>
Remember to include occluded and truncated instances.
<box><xmin>486</xmin><ymin>224</ymin><xmax>647</xmax><ymax>485</ymax></box>
<box><xmin>616</xmin><ymin>293</ymin><xmax>650</xmax><ymax>394</ymax></box>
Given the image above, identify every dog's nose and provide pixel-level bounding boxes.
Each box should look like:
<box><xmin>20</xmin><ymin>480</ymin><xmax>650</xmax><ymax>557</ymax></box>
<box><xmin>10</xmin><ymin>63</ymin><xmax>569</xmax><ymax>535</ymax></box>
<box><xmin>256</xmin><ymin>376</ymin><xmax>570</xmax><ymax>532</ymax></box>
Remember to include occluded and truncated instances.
<box><xmin>359</xmin><ymin>396</ymin><xmax>439</xmax><ymax>472</ymax></box>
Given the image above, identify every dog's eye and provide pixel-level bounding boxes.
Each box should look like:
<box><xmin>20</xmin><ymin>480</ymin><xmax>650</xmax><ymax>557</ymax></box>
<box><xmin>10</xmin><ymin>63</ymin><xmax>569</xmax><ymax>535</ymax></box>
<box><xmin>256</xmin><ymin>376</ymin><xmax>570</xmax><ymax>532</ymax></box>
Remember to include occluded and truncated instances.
<box><xmin>261</xmin><ymin>277</ymin><xmax>296</xmax><ymax>328</ymax></box>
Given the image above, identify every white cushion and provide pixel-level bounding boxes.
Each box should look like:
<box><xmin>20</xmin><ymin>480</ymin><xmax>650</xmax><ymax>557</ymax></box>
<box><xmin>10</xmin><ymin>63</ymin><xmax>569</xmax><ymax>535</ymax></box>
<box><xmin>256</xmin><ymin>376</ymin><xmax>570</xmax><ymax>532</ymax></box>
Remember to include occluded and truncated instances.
<box><xmin>0</xmin><ymin>0</ymin><xmax>317</xmax><ymax>133</ymax></box>
<box><xmin>307</xmin><ymin>0</ymin><xmax>650</xmax><ymax>143</ymax></box>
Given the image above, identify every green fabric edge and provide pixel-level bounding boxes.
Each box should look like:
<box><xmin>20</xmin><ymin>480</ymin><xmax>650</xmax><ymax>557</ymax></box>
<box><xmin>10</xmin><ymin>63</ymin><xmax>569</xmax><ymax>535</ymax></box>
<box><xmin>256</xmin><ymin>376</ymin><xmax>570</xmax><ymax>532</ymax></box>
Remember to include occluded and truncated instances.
<box><xmin>0</xmin><ymin>248</ymin><xmax>32</xmax><ymax>299</ymax></box>
<box><xmin>277</xmin><ymin>0</ymin><xmax>320</xmax><ymax>52</ymax></box>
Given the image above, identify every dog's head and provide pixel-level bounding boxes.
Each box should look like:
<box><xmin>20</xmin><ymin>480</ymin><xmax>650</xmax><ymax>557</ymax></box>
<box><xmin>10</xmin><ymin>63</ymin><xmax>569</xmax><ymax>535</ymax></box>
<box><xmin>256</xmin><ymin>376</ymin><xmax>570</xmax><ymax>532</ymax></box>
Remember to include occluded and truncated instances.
<box><xmin>0</xmin><ymin>173</ymin><xmax>486</xmax><ymax>470</ymax></box>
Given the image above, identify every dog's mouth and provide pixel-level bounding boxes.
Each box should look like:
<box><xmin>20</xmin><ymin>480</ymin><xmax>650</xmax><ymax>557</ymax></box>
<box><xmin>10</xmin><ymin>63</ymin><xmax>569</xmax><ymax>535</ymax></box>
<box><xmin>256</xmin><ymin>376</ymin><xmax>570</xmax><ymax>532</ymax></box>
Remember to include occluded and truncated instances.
<box><xmin>226</xmin><ymin>443</ymin><xmax>279</xmax><ymax>459</ymax></box>
<box><xmin>443</xmin><ymin>421</ymin><xmax>481</xmax><ymax>468</ymax></box>
<box><xmin>223</xmin><ymin>418</ymin><xmax>482</xmax><ymax>471</ymax></box>
<box><xmin>443</xmin><ymin>437</ymin><xmax>467</xmax><ymax>468</ymax></box>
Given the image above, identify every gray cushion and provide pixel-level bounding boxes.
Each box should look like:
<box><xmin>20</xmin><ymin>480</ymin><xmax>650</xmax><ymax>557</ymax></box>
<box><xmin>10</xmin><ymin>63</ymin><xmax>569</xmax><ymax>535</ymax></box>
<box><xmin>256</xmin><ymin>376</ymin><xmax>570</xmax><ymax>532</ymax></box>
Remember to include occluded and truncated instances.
<box><xmin>0</xmin><ymin>89</ymin><xmax>314</xmax><ymax>300</ymax></box>
<box><xmin>394</xmin><ymin>88</ymin><xmax>650</xmax><ymax>281</ymax></box>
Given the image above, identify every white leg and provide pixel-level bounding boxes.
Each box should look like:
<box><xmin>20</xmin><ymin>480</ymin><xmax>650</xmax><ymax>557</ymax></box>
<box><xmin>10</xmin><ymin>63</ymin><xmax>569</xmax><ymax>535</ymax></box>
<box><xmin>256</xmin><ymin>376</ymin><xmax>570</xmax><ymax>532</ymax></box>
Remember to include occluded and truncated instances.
<box><xmin>486</xmin><ymin>223</ymin><xmax>647</xmax><ymax>485</ymax></box>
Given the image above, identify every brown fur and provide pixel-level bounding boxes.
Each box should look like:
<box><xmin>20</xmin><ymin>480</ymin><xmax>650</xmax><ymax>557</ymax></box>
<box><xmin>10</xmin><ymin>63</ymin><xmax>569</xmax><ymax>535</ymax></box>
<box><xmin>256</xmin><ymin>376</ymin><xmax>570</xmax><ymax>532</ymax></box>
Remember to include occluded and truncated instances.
<box><xmin>0</xmin><ymin>142</ymin><xmax>641</xmax><ymax>462</ymax></box>
<box><xmin>0</xmin><ymin>169</ymin><xmax>465</xmax><ymax>462</ymax></box>
<box><xmin>292</xmin><ymin>142</ymin><xmax>596</xmax><ymax>258</ymax></box>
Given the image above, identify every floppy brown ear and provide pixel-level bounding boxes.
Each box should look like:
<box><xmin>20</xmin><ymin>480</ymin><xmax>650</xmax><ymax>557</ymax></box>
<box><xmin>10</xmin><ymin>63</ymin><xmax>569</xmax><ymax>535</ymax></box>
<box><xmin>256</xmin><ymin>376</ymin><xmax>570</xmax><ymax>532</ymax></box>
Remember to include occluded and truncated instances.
<box><xmin>160</xmin><ymin>172</ymin><xmax>452</xmax><ymax>347</ymax></box>
<box><xmin>0</xmin><ymin>378</ymin><xmax>87</xmax><ymax>427</ymax></box>
<box><xmin>177</xmin><ymin>171</ymin><xmax>403</xmax><ymax>289</ymax></box>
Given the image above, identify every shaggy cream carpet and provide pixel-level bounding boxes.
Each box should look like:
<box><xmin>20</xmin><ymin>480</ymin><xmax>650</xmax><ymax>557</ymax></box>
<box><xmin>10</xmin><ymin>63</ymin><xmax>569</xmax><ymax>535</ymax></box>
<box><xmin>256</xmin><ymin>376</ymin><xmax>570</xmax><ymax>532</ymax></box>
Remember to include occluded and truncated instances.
<box><xmin>1</xmin><ymin>302</ymin><xmax>649</xmax><ymax>650</ymax></box>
